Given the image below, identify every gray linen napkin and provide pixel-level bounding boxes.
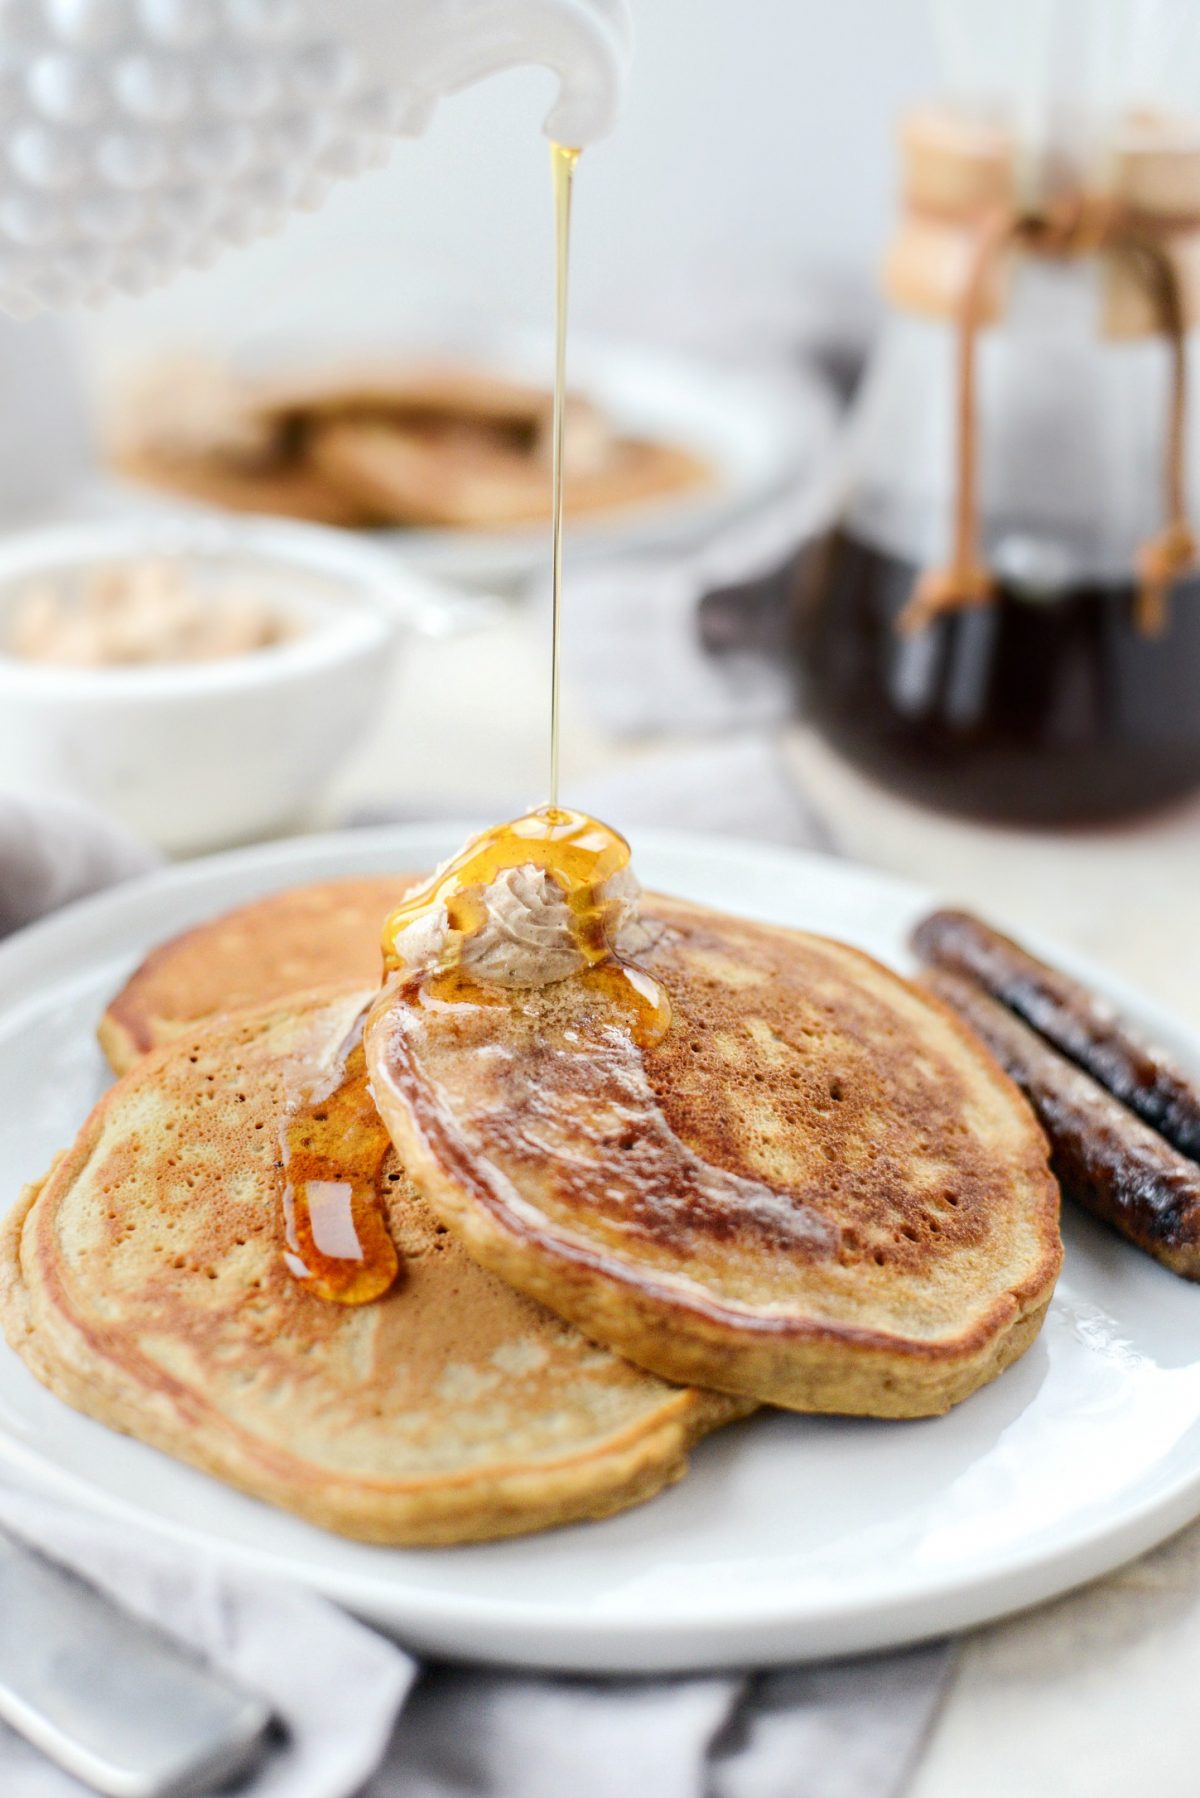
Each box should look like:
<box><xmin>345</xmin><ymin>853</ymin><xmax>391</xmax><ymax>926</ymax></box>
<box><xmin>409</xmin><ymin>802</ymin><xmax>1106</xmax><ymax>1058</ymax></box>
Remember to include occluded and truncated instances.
<box><xmin>0</xmin><ymin>791</ymin><xmax>158</xmax><ymax>935</ymax></box>
<box><xmin>543</xmin><ymin>462</ymin><xmax>837</xmax><ymax>743</ymax></box>
<box><xmin>0</xmin><ymin>1489</ymin><xmax>414</xmax><ymax>1798</ymax></box>
<box><xmin>348</xmin><ymin>738</ymin><xmax>839</xmax><ymax>856</ymax></box>
<box><xmin>367</xmin><ymin>1645</ymin><xmax>953</xmax><ymax>1798</ymax></box>
<box><xmin>572</xmin><ymin>735</ymin><xmax>839</xmax><ymax>852</ymax></box>
<box><xmin>0</xmin><ymin>786</ymin><xmax>952</xmax><ymax>1798</ymax></box>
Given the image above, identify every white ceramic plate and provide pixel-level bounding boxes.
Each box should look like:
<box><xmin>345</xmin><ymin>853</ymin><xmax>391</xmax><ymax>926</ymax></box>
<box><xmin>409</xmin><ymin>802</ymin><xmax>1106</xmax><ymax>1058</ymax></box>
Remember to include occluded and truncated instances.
<box><xmin>1</xmin><ymin>825</ymin><xmax>1199</xmax><ymax>1673</ymax></box>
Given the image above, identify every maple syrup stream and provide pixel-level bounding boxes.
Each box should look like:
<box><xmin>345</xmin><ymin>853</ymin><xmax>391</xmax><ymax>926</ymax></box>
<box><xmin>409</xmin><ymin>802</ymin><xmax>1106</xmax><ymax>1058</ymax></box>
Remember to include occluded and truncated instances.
<box><xmin>281</xmin><ymin>145</ymin><xmax>667</xmax><ymax>1305</ymax></box>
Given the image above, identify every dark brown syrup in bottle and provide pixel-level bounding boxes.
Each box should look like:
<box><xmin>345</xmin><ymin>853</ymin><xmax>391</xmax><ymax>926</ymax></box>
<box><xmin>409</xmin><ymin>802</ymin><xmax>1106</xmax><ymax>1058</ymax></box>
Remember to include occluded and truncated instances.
<box><xmin>793</xmin><ymin>528</ymin><xmax>1200</xmax><ymax>824</ymax></box>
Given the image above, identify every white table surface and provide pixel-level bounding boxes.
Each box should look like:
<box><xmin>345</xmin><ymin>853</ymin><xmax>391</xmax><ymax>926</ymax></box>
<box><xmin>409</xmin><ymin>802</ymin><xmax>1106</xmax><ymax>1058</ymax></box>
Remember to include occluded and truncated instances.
<box><xmin>320</xmin><ymin>599</ymin><xmax>1200</xmax><ymax>1797</ymax></box>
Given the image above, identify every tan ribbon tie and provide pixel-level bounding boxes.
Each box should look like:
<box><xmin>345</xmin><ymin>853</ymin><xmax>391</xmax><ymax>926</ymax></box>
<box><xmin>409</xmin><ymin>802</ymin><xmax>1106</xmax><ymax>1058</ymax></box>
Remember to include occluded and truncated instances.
<box><xmin>899</xmin><ymin>192</ymin><xmax>1195</xmax><ymax>638</ymax></box>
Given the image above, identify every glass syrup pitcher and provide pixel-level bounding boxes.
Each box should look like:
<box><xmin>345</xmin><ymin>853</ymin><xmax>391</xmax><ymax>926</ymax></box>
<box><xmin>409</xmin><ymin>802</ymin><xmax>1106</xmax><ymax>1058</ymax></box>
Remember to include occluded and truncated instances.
<box><xmin>794</xmin><ymin>0</ymin><xmax>1200</xmax><ymax>824</ymax></box>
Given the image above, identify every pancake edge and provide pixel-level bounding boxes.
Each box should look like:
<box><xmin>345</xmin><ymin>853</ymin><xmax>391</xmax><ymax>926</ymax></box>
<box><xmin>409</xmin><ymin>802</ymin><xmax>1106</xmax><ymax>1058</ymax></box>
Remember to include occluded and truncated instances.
<box><xmin>96</xmin><ymin>874</ymin><xmax>426</xmax><ymax>1078</ymax></box>
<box><xmin>98</xmin><ymin>908</ymin><xmax>257</xmax><ymax>1075</ymax></box>
<box><xmin>96</xmin><ymin>1005</ymin><xmax>143</xmax><ymax>1077</ymax></box>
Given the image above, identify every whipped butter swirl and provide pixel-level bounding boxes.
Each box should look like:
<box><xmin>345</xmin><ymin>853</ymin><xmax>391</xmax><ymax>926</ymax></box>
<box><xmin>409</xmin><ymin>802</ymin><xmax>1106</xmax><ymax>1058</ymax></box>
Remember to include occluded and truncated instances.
<box><xmin>391</xmin><ymin>859</ymin><xmax>653</xmax><ymax>989</ymax></box>
<box><xmin>380</xmin><ymin>807</ymin><xmax>668</xmax><ymax>1035</ymax></box>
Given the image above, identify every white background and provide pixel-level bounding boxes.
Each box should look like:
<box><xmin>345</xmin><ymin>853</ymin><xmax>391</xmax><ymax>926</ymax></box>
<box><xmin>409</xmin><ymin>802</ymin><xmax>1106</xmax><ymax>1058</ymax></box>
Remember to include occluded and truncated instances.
<box><xmin>76</xmin><ymin>0</ymin><xmax>938</xmax><ymax>375</ymax></box>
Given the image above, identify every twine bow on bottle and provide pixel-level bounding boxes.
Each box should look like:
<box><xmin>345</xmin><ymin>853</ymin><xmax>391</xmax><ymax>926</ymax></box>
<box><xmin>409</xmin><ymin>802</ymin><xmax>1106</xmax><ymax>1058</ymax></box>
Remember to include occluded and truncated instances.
<box><xmin>899</xmin><ymin>191</ymin><xmax>1197</xmax><ymax>638</ymax></box>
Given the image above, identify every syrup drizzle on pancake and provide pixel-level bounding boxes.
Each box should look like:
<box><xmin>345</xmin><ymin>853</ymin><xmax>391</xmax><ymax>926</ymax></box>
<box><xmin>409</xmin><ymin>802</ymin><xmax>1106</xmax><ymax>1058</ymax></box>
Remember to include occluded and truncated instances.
<box><xmin>372</xmin><ymin>975</ymin><xmax>836</xmax><ymax>1270</ymax></box>
<box><xmin>278</xmin><ymin>148</ymin><xmax>670</xmax><ymax>1306</ymax></box>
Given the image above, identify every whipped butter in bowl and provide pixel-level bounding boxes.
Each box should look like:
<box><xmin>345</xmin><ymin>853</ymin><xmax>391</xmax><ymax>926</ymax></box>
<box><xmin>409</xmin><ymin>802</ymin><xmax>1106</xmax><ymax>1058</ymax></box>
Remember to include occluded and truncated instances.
<box><xmin>8</xmin><ymin>559</ymin><xmax>299</xmax><ymax>669</ymax></box>
<box><xmin>0</xmin><ymin>517</ymin><xmax>420</xmax><ymax>854</ymax></box>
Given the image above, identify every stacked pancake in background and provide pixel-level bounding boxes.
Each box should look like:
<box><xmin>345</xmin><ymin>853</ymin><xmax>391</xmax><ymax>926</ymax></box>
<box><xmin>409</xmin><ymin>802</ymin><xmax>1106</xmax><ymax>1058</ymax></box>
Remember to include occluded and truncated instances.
<box><xmin>1</xmin><ymin>863</ymin><xmax>1066</xmax><ymax>1545</ymax></box>
<box><xmin>110</xmin><ymin>359</ymin><xmax>712</xmax><ymax>531</ymax></box>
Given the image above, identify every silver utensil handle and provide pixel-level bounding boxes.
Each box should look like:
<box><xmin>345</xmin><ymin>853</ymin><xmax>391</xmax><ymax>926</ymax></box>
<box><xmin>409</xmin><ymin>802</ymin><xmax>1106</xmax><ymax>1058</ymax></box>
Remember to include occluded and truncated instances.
<box><xmin>0</xmin><ymin>1530</ymin><xmax>274</xmax><ymax>1798</ymax></box>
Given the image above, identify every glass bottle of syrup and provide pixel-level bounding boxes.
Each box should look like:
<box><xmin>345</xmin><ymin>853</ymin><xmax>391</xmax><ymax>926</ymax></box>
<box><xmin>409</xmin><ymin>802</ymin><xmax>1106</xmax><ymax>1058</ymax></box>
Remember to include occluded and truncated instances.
<box><xmin>793</xmin><ymin>3</ymin><xmax>1200</xmax><ymax>825</ymax></box>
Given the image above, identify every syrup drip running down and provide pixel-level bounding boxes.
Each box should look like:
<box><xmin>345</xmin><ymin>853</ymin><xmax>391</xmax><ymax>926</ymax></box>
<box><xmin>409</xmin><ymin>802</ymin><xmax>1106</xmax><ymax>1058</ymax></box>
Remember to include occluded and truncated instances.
<box><xmin>281</xmin><ymin>1023</ymin><xmax>398</xmax><ymax>1305</ymax></box>
<box><xmin>278</xmin><ymin>145</ymin><xmax>669</xmax><ymax>1306</ymax></box>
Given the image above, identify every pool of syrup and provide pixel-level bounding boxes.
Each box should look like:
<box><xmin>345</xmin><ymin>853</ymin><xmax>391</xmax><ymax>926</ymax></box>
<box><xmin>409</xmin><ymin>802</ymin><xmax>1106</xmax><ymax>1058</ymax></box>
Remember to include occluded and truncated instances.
<box><xmin>793</xmin><ymin>529</ymin><xmax>1200</xmax><ymax>824</ymax></box>
<box><xmin>282</xmin><ymin>1027</ymin><xmax>400</xmax><ymax>1304</ymax></box>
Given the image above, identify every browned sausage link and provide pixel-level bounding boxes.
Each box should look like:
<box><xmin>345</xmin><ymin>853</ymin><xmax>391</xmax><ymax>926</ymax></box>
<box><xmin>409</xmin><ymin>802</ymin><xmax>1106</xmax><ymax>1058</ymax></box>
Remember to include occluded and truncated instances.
<box><xmin>913</xmin><ymin>909</ymin><xmax>1200</xmax><ymax>1162</ymax></box>
<box><xmin>924</xmin><ymin>969</ymin><xmax>1200</xmax><ymax>1278</ymax></box>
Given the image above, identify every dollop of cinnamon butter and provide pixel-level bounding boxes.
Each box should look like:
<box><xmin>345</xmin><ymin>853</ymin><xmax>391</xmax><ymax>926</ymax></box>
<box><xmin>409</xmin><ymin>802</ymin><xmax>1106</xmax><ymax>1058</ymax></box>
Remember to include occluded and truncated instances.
<box><xmin>389</xmin><ymin>856</ymin><xmax>656</xmax><ymax>989</ymax></box>
<box><xmin>8</xmin><ymin>560</ymin><xmax>296</xmax><ymax>667</ymax></box>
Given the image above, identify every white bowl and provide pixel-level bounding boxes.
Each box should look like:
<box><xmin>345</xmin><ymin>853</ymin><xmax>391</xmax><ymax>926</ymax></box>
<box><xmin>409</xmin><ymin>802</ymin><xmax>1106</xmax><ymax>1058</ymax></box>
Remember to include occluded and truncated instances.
<box><xmin>0</xmin><ymin>517</ymin><xmax>413</xmax><ymax>854</ymax></box>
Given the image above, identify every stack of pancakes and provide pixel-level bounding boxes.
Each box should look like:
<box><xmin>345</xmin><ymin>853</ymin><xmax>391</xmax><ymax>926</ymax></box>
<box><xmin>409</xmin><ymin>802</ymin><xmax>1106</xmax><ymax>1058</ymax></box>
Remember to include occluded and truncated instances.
<box><xmin>111</xmin><ymin>360</ymin><xmax>712</xmax><ymax>531</ymax></box>
<box><xmin>1</xmin><ymin>875</ymin><xmax>1061</xmax><ymax>1544</ymax></box>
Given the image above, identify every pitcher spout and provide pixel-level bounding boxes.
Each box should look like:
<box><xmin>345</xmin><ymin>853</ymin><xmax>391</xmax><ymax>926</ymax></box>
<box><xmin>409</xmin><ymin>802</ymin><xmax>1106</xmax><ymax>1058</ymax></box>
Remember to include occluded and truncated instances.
<box><xmin>357</xmin><ymin>0</ymin><xmax>633</xmax><ymax>146</ymax></box>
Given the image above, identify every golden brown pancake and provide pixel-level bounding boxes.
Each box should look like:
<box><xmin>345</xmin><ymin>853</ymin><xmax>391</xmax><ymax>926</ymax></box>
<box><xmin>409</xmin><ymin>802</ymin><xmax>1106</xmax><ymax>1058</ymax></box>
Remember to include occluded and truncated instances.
<box><xmin>100</xmin><ymin>876</ymin><xmax>419</xmax><ymax>1075</ymax></box>
<box><xmin>259</xmin><ymin>363</ymin><xmax>710</xmax><ymax>525</ymax></box>
<box><xmin>115</xmin><ymin>443</ymin><xmax>372</xmax><ymax>527</ymax></box>
<box><xmin>366</xmin><ymin>897</ymin><xmax>1062</xmax><ymax>1419</ymax></box>
<box><xmin>248</xmin><ymin>360</ymin><xmax>572</xmax><ymax>431</ymax></box>
<box><xmin>109</xmin><ymin>357</ymin><xmax>374</xmax><ymax>524</ymax></box>
<box><xmin>308</xmin><ymin>416</ymin><xmax>712</xmax><ymax>530</ymax></box>
<box><xmin>3</xmin><ymin>986</ymin><xmax>743</xmax><ymax>1545</ymax></box>
<box><xmin>111</xmin><ymin>356</ymin><xmax>713</xmax><ymax>531</ymax></box>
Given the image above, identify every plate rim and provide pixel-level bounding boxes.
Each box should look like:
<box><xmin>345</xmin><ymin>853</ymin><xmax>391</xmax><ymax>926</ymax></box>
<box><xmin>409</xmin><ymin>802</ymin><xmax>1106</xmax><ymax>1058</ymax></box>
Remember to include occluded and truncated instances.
<box><xmin>1</xmin><ymin>822</ymin><xmax>1198</xmax><ymax>1672</ymax></box>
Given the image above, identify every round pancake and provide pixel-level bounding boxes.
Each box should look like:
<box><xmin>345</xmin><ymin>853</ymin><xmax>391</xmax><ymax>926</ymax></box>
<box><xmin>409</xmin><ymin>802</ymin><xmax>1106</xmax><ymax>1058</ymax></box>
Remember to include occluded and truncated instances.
<box><xmin>100</xmin><ymin>875</ymin><xmax>420</xmax><ymax>1074</ymax></box>
<box><xmin>366</xmin><ymin>897</ymin><xmax>1062</xmax><ymax>1419</ymax></box>
<box><xmin>308</xmin><ymin>417</ymin><xmax>712</xmax><ymax>529</ymax></box>
<box><xmin>114</xmin><ymin>444</ymin><xmax>373</xmax><ymax>526</ymax></box>
<box><xmin>3</xmin><ymin>986</ymin><xmax>742</xmax><ymax>1545</ymax></box>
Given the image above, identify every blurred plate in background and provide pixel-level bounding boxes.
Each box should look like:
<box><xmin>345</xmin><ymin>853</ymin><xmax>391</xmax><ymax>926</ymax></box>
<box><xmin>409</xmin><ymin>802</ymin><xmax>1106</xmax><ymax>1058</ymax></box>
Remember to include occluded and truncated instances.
<box><xmin>98</xmin><ymin>332</ymin><xmax>838</xmax><ymax>591</ymax></box>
